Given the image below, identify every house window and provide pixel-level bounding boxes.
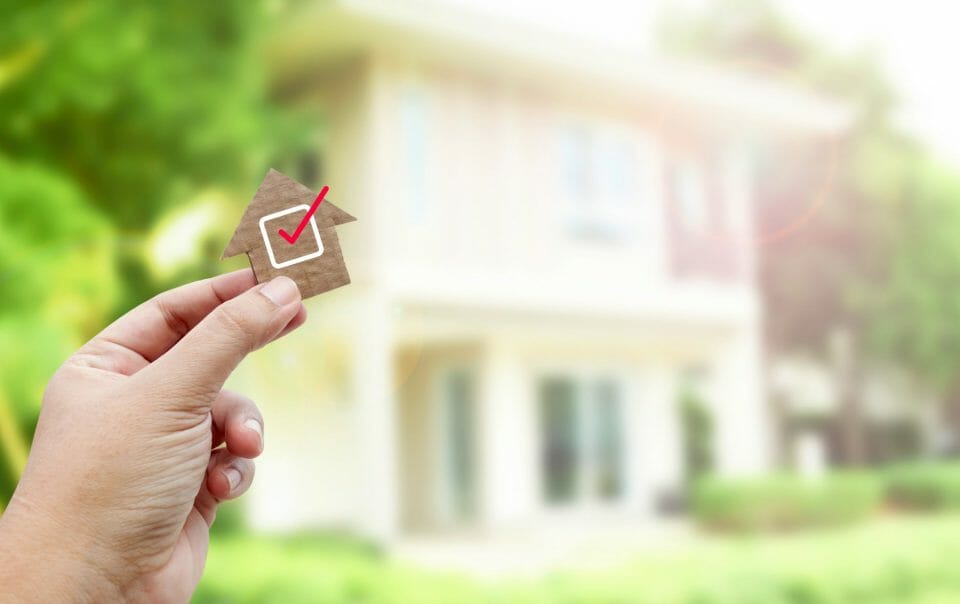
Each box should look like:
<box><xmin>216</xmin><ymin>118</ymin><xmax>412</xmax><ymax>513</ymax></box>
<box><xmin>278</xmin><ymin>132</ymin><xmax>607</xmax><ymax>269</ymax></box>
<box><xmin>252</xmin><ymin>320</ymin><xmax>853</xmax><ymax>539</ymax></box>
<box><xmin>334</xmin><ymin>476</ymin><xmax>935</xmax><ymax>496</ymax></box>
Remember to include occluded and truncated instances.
<box><xmin>669</xmin><ymin>160</ymin><xmax>708</xmax><ymax>233</ymax></box>
<box><xmin>401</xmin><ymin>87</ymin><xmax>429</xmax><ymax>223</ymax></box>
<box><xmin>439</xmin><ymin>369</ymin><xmax>477</xmax><ymax>521</ymax></box>
<box><xmin>558</xmin><ymin>122</ymin><xmax>639</xmax><ymax>242</ymax></box>
<box><xmin>539</xmin><ymin>375</ymin><xmax>626</xmax><ymax>505</ymax></box>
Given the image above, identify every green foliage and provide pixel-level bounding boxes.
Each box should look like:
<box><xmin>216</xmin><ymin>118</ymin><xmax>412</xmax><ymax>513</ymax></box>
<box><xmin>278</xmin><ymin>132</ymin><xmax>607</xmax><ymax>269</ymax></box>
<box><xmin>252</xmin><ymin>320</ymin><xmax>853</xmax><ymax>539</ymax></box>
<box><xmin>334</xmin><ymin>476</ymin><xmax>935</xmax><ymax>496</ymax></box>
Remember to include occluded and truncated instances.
<box><xmin>0</xmin><ymin>2</ymin><xmax>308</xmax><ymax>507</ymax></box>
<box><xmin>659</xmin><ymin>0</ymin><xmax>960</xmax><ymax>397</ymax></box>
<box><xmin>692</xmin><ymin>473</ymin><xmax>883</xmax><ymax>533</ymax></box>
<box><xmin>885</xmin><ymin>462</ymin><xmax>960</xmax><ymax>511</ymax></box>
<box><xmin>0</xmin><ymin>156</ymin><xmax>117</xmax><ymax>329</ymax></box>
<box><xmin>210</xmin><ymin>500</ymin><xmax>248</xmax><ymax>538</ymax></box>
<box><xmin>852</xmin><ymin>157</ymin><xmax>960</xmax><ymax>389</ymax></box>
<box><xmin>0</xmin><ymin>155</ymin><xmax>117</xmax><ymax>497</ymax></box>
<box><xmin>2</xmin><ymin>2</ymin><xmax>280</xmax><ymax>227</ymax></box>
<box><xmin>197</xmin><ymin>516</ymin><xmax>960</xmax><ymax>603</ymax></box>
<box><xmin>680</xmin><ymin>388</ymin><xmax>714</xmax><ymax>482</ymax></box>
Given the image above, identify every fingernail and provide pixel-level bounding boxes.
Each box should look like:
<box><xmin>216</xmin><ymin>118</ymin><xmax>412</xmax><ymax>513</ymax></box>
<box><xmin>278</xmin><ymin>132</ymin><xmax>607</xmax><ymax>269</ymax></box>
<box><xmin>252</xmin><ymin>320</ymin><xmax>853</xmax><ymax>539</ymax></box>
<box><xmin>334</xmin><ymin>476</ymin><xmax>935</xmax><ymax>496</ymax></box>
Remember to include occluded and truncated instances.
<box><xmin>244</xmin><ymin>418</ymin><xmax>263</xmax><ymax>448</ymax></box>
<box><xmin>260</xmin><ymin>277</ymin><xmax>300</xmax><ymax>306</ymax></box>
<box><xmin>224</xmin><ymin>467</ymin><xmax>242</xmax><ymax>493</ymax></box>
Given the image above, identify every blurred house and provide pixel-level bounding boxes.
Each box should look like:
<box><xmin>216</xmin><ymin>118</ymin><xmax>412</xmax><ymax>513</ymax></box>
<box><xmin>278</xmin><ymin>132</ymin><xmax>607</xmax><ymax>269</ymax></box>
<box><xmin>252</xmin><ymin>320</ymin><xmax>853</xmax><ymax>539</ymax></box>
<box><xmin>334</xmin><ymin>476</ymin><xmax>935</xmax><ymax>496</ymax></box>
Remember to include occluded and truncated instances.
<box><xmin>232</xmin><ymin>0</ymin><xmax>847</xmax><ymax>543</ymax></box>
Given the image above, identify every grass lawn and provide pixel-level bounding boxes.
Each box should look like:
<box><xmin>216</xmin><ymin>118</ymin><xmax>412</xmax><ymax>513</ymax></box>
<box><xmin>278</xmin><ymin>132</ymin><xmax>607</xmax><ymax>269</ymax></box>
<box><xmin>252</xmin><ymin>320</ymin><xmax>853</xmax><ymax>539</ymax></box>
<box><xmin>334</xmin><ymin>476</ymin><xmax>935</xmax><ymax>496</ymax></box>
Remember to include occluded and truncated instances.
<box><xmin>196</xmin><ymin>514</ymin><xmax>960</xmax><ymax>604</ymax></box>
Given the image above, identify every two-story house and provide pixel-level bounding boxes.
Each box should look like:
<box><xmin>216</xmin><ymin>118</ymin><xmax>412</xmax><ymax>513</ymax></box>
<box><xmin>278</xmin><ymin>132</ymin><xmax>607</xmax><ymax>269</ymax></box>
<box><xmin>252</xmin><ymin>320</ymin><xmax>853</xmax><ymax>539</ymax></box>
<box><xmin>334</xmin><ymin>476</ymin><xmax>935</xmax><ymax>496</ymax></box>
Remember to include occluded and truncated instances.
<box><xmin>229</xmin><ymin>0</ymin><xmax>847</xmax><ymax>543</ymax></box>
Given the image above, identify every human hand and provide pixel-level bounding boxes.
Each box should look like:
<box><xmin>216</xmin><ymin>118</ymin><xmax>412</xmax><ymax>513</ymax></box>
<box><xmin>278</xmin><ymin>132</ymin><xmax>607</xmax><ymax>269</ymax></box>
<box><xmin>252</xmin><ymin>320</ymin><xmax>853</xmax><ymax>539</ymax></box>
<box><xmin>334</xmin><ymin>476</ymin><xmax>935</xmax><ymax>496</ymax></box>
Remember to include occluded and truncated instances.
<box><xmin>0</xmin><ymin>269</ymin><xmax>305</xmax><ymax>602</ymax></box>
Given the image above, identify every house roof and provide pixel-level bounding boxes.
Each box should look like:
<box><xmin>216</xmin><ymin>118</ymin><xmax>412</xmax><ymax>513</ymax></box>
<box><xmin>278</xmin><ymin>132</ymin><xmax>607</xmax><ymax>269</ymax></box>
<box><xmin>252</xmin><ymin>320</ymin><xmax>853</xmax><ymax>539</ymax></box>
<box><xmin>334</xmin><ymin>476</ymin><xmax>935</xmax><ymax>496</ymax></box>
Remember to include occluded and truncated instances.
<box><xmin>267</xmin><ymin>0</ymin><xmax>851</xmax><ymax>136</ymax></box>
<box><xmin>222</xmin><ymin>169</ymin><xmax>356</xmax><ymax>259</ymax></box>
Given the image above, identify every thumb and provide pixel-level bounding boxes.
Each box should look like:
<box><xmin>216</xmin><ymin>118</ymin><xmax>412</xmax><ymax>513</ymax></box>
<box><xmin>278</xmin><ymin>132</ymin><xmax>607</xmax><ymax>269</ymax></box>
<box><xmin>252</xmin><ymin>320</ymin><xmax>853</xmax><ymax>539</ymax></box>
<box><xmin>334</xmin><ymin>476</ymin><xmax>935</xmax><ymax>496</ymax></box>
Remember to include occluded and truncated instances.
<box><xmin>142</xmin><ymin>276</ymin><xmax>302</xmax><ymax>405</ymax></box>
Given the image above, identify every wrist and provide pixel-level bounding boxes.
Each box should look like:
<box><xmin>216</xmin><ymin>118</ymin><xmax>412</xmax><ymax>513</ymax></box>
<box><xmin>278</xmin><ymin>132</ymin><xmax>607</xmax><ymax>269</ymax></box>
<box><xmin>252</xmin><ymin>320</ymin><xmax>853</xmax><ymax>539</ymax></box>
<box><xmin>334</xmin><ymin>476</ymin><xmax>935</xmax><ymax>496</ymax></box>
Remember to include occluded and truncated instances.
<box><xmin>0</xmin><ymin>495</ymin><xmax>123</xmax><ymax>602</ymax></box>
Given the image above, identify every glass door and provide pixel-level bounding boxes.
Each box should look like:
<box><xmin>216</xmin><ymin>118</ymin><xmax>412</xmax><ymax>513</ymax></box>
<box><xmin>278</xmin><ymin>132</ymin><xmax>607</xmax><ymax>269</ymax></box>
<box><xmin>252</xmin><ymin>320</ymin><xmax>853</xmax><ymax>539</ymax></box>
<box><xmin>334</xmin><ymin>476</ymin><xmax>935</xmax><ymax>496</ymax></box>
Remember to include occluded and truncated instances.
<box><xmin>437</xmin><ymin>368</ymin><xmax>477</xmax><ymax>524</ymax></box>
<box><xmin>539</xmin><ymin>375</ymin><xmax>626</xmax><ymax>507</ymax></box>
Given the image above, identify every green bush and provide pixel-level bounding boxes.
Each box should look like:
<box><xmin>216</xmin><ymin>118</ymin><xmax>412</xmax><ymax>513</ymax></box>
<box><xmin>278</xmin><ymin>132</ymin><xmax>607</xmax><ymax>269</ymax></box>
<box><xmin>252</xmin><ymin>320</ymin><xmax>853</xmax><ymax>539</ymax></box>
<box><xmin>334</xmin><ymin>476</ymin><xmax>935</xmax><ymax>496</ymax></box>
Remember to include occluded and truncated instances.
<box><xmin>692</xmin><ymin>473</ymin><xmax>883</xmax><ymax>532</ymax></box>
<box><xmin>197</xmin><ymin>515</ymin><xmax>960</xmax><ymax>604</ymax></box>
<box><xmin>885</xmin><ymin>462</ymin><xmax>960</xmax><ymax>511</ymax></box>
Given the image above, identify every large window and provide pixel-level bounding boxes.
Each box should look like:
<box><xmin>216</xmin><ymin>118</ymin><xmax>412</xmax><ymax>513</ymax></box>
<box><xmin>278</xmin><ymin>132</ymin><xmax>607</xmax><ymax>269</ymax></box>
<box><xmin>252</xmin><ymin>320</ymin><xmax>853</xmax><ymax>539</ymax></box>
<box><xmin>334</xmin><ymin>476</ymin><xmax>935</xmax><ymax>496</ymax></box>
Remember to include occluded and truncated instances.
<box><xmin>401</xmin><ymin>86</ymin><xmax>429</xmax><ymax>224</ymax></box>
<box><xmin>557</xmin><ymin>121</ymin><xmax>641</xmax><ymax>242</ymax></box>
<box><xmin>539</xmin><ymin>376</ymin><xmax>626</xmax><ymax>505</ymax></box>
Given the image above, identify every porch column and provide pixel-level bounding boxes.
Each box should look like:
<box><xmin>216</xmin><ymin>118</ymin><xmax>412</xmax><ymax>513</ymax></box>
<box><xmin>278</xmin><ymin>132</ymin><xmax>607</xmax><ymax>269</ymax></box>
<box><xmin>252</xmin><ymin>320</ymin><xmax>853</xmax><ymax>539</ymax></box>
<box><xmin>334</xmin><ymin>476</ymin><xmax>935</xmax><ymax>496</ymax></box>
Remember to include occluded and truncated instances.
<box><xmin>478</xmin><ymin>340</ymin><xmax>535</xmax><ymax>529</ymax></box>
<box><xmin>352</xmin><ymin>292</ymin><xmax>399</xmax><ymax>542</ymax></box>
<box><xmin>629</xmin><ymin>365</ymin><xmax>682</xmax><ymax>513</ymax></box>
<box><xmin>709</xmin><ymin>320</ymin><xmax>770</xmax><ymax>476</ymax></box>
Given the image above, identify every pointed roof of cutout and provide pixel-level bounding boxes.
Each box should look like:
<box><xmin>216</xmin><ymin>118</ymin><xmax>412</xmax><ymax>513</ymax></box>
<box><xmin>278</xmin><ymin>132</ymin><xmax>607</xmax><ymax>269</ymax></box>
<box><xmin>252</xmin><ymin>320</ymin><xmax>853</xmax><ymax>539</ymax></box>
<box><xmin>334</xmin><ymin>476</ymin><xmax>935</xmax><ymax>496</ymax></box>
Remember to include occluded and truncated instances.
<box><xmin>222</xmin><ymin>168</ymin><xmax>356</xmax><ymax>259</ymax></box>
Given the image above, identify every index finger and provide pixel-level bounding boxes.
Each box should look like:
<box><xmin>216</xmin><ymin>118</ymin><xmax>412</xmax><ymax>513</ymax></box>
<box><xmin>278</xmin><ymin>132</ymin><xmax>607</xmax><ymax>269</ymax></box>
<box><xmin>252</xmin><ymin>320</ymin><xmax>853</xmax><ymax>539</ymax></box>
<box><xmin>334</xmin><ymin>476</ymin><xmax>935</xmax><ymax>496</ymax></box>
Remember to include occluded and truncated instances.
<box><xmin>76</xmin><ymin>269</ymin><xmax>258</xmax><ymax>374</ymax></box>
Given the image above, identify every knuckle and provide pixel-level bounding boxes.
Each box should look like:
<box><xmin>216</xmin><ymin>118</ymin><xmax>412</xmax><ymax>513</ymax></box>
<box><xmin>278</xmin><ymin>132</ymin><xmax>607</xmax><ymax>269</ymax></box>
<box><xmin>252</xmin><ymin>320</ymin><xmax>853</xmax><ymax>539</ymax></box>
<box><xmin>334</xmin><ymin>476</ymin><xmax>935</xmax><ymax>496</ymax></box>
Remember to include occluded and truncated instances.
<box><xmin>231</xmin><ymin>390</ymin><xmax>258</xmax><ymax>410</ymax></box>
<box><xmin>153</xmin><ymin>294</ymin><xmax>191</xmax><ymax>339</ymax></box>
<box><xmin>212</xmin><ymin>303</ymin><xmax>259</xmax><ymax>351</ymax></box>
<box><xmin>222</xmin><ymin>390</ymin><xmax>259</xmax><ymax>416</ymax></box>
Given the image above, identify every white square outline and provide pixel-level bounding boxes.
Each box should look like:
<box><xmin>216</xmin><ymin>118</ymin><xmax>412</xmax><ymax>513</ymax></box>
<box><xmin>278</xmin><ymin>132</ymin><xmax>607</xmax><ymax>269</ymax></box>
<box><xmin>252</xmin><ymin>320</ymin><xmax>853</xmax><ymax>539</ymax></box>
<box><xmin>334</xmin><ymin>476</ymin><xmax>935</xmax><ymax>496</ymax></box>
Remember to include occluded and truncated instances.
<box><xmin>258</xmin><ymin>204</ymin><xmax>324</xmax><ymax>269</ymax></box>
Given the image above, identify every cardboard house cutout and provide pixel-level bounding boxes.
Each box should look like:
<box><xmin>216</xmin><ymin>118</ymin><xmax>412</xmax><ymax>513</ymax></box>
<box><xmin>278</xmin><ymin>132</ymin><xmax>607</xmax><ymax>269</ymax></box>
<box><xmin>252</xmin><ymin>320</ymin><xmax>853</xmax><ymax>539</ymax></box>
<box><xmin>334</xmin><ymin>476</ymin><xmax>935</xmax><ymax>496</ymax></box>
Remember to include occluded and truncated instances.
<box><xmin>222</xmin><ymin>169</ymin><xmax>356</xmax><ymax>298</ymax></box>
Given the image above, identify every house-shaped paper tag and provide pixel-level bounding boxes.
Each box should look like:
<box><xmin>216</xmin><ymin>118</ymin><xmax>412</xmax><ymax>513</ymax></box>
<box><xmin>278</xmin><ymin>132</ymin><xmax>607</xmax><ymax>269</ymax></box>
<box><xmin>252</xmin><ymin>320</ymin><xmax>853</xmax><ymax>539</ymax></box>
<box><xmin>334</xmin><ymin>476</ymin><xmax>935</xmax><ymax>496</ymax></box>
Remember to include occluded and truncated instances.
<box><xmin>222</xmin><ymin>169</ymin><xmax>356</xmax><ymax>298</ymax></box>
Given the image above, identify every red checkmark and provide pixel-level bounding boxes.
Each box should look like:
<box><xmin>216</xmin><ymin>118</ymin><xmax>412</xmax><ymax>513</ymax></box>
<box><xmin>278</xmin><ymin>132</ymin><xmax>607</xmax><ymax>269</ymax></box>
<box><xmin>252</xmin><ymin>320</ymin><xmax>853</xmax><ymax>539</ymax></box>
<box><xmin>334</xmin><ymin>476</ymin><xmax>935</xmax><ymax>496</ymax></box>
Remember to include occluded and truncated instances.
<box><xmin>278</xmin><ymin>185</ymin><xmax>329</xmax><ymax>244</ymax></box>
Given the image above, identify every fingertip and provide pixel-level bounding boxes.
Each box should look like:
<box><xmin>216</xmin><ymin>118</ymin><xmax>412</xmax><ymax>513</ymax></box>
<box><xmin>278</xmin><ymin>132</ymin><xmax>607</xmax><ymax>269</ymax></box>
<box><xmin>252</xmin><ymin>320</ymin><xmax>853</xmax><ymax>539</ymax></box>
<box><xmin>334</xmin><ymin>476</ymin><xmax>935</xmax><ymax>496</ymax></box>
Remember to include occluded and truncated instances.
<box><xmin>259</xmin><ymin>277</ymin><xmax>301</xmax><ymax>307</ymax></box>
<box><xmin>208</xmin><ymin>457</ymin><xmax>255</xmax><ymax>500</ymax></box>
<box><xmin>207</xmin><ymin>466</ymin><xmax>232</xmax><ymax>500</ymax></box>
<box><xmin>278</xmin><ymin>304</ymin><xmax>308</xmax><ymax>338</ymax></box>
<box><xmin>212</xmin><ymin>390</ymin><xmax>265</xmax><ymax>458</ymax></box>
<box><xmin>225</xmin><ymin>420</ymin><xmax>263</xmax><ymax>458</ymax></box>
<box><xmin>226</xmin><ymin>417</ymin><xmax>264</xmax><ymax>458</ymax></box>
<box><xmin>244</xmin><ymin>417</ymin><xmax>264</xmax><ymax>447</ymax></box>
<box><xmin>293</xmin><ymin>303</ymin><xmax>307</xmax><ymax>325</ymax></box>
<box><xmin>223</xmin><ymin>467</ymin><xmax>242</xmax><ymax>493</ymax></box>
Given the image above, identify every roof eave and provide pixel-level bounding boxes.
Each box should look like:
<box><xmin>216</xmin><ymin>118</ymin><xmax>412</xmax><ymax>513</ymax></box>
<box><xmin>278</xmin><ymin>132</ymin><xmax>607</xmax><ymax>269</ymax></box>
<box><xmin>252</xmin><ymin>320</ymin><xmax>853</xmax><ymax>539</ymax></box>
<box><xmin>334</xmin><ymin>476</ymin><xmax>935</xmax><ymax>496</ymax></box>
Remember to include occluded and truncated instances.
<box><xmin>268</xmin><ymin>0</ymin><xmax>851</xmax><ymax>136</ymax></box>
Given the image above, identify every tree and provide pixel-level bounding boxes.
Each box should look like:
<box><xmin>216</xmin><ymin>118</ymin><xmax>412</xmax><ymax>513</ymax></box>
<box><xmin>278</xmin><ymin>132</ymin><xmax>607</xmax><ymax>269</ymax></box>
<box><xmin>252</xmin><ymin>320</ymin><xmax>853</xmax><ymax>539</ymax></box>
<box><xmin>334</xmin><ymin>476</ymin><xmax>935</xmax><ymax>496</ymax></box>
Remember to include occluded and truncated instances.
<box><xmin>658</xmin><ymin>0</ymin><xmax>960</xmax><ymax>464</ymax></box>
<box><xmin>0</xmin><ymin>1</ymin><xmax>308</xmax><ymax>504</ymax></box>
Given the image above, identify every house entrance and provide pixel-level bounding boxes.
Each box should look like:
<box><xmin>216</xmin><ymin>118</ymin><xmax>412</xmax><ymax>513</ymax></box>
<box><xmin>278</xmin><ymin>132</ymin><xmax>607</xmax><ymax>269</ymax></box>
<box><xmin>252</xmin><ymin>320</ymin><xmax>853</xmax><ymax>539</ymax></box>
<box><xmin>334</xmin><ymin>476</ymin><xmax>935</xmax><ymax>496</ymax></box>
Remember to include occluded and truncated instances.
<box><xmin>397</xmin><ymin>348</ymin><xmax>481</xmax><ymax>532</ymax></box>
<box><xmin>538</xmin><ymin>375</ymin><xmax>626</xmax><ymax>507</ymax></box>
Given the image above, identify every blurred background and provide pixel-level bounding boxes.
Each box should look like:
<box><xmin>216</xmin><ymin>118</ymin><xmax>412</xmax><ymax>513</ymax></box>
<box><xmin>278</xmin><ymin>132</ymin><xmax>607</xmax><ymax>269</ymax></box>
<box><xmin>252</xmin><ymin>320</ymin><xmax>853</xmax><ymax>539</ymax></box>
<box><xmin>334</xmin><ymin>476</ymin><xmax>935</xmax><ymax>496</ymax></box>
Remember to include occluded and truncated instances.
<box><xmin>4</xmin><ymin>0</ymin><xmax>960</xmax><ymax>602</ymax></box>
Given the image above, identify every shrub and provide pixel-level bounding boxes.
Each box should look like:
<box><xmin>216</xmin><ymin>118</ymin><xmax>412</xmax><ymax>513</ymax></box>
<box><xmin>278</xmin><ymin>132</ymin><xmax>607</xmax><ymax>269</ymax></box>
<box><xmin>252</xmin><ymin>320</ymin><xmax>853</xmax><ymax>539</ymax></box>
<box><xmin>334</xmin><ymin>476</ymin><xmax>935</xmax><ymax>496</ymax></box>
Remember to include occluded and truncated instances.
<box><xmin>885</xmin><ymin>462</ymin><xmax>960</xmax><ymax>511</ymax></box>
<box><xmin>198</xmin><ymin>516</ymin><xmax>960</xmax><ymax>604</ymax></box>
<box><xmin>692</xmin><ymin>473</ymin><xmax>882</xmax><ymax>533</ymax></box>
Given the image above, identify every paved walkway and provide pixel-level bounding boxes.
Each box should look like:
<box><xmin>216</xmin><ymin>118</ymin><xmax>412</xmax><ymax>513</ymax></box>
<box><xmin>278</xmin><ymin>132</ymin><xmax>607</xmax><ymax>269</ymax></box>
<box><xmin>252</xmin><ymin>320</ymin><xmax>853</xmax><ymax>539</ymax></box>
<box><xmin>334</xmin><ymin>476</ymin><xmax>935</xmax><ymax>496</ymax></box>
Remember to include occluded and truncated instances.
<box><xmin>393</xmin><ymin>518</ymin><xmax>695</xmax><ymax>578</ymax></box>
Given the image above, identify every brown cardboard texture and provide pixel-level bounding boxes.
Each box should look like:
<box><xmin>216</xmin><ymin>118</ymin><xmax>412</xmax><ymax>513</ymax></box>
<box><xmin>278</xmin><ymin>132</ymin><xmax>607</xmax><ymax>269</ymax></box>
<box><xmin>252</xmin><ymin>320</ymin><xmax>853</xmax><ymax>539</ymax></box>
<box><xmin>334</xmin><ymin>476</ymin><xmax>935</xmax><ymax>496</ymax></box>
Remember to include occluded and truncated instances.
<box><xmin>222</xmin><ymin>169</ymin><xmax>356</xmax><ymax>298</ymax></box>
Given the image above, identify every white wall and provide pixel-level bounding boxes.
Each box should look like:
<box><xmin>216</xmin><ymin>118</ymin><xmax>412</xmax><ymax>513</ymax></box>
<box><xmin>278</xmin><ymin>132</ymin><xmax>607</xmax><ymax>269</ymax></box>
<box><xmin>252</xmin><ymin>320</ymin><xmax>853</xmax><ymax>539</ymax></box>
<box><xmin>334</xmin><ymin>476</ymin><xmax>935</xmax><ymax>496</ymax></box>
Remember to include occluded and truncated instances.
<box><xmin>368</xmin><ymin>57</ymin><xmax>687</xmax><ymax>291</ymax></box>
<box><xmin>708</xmin><ymin>320</ymin><xmax>770</xmax><ymax>476</ymax></box>
<box><xmin>359</xmin><ymin>55</ymin><xmax>759</xmax><ymax>327</ymax></box>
